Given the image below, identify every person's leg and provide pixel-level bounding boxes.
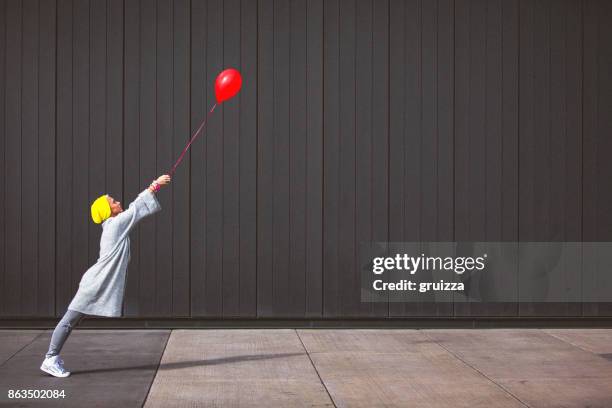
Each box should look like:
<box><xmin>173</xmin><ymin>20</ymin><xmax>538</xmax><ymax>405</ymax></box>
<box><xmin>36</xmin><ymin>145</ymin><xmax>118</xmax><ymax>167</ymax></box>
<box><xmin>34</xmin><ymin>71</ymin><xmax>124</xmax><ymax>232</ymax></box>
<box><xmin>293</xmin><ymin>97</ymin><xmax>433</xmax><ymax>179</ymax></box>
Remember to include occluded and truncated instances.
<box><xmin>45</xmin><ymin>309</ymin><xmax>85</xmax><ymax>358</ymax></box>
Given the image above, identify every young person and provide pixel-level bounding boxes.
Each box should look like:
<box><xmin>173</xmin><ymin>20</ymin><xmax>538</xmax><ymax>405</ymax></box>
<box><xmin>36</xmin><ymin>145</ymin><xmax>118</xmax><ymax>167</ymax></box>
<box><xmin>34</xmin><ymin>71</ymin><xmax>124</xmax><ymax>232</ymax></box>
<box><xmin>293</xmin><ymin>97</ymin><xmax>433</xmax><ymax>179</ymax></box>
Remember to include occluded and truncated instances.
<box><xmin>40</xmin><ymin>174</ymin><xmax>171</xmax><ymax>377</ymax></box>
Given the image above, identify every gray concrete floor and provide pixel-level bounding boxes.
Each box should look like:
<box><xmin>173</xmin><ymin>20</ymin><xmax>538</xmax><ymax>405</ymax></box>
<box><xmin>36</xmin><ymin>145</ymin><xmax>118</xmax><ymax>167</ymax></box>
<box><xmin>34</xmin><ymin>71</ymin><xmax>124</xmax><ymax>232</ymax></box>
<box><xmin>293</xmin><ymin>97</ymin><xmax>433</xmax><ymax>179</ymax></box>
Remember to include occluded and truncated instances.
<box><xmin>0</xmin><ymin>329</ymin><xmax>611</xmax><ymax>407</ymax></box>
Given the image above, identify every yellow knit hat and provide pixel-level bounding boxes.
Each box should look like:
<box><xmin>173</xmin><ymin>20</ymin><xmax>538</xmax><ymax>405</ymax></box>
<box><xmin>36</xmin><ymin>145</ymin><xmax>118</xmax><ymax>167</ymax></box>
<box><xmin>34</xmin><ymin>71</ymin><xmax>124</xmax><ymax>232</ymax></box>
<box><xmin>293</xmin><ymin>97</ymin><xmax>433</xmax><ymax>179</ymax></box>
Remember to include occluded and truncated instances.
<box><xmin>91</xmin><ymin>194</ymin><xmax>111</xmax><ymax>224</ymax></box>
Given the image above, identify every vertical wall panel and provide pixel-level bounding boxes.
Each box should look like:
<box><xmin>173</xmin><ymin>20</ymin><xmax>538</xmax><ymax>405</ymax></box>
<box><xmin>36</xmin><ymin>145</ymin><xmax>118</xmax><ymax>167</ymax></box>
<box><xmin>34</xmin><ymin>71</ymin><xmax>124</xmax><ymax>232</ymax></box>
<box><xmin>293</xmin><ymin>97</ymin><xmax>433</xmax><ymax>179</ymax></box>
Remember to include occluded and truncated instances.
<box><xmin>563</xmin><ymin>0</ymin><xmax>582</xmax><ymax>243</ymax></box>
<box><xmin>155</xmin><ymin>0</ymin><xmax>174</xmax><ymax>316</ymax></box>
<box><xmin>238</xmin><ymin>0</ymin><xmax>258</xmax><ymax>316</ymax></box>
<box><xmin>420</xmin><ymin>0</ymin><xmax>441</xmax><ymax>243</ymax></box>
<box><xmin>532</xmin><ymin>0</ymin><xmax>551</xmax><ymax>243</ymax></box>
<box><xmin>56</xmin><ymin>0</ymin><xmax>73</xmax><ymax>314</ymax></box>
<box><xmin>88</xmin><ymin>0</ymin><xmax>107</xmax><ymax>272</ymax></box>
<box><xmin>257</xmin><ymin>0</ymin><xmax>274</xmax><ymax>316</ymax></box>
<box><xmin>582</xmin><ymin>0</ymin><xmax>598</xmax><ymax>243</ymax></box>
<box><xmin>500</xmin><ymin>0</ymin><xmax>521</xmax><ymax>317</ymax></box>
<box><xmin>337</xmin><ymin>0</ymin><xmax>357</xmax><ymax>316</ymax></box>
<box><xmin>221</xmin><ymin>0</ymin><xmax>241</xmax><ymax>316</ymax></box>
<box><xmin>204</xmin><ymin>0</ymin><xmax>223</xmax><ymax>315</ymax></box>
<box><xmin>389</xmin><ymin>0</ymin><xmax>419</xmax><ymax>315</ymax></box>
<box><xmin>172</xmin><ymin>0</ymin><xmax>190</xmax><ymax>316</ymax></box>
<box><xmin>190</xmin><ymin>0</ymin><xmax>208</xmax><ymax>316</ymax></box>
<box><xmin>305</xmin><ymin>0</ymin><xmax>324</xmax><ymax>317</ymax></box>
<box><xmin>423</xmin><ymin>0</ymin><xmax>453</xmax><ymax>315</ymax></box>
<box><xmin>501</xmin><ymin>0</ymin><xmax>520</xmax><ymax>243</ymax></box>
<box><xmin>21</xmin><ymin>0</ymin><xmax>39</xmax><ymax>316</ymax></box>
<box><xmin>19</xmin><ymin>0</ymin><xmax>39</xmax><ymax>315</ymax></box>
<box><xmin>584</xmin><ymin>0</ymin><xmax>612</xmax><ymax>316</ymax></box>
<box><xmin>138</xmin><ymin>0</ymin><xmax>158</xmax><ymax>316</ymax></box>
<box><xmin>388</xmin><ymin>0</ymin><xmax>406</xmax><ymax>245</ymax></box>
<box><xmin>339</xmin><ymin>0</ymin><xmax>357</xmax><ymax>316</ymax></box>
<box><xmin>485</xmin><ymin>0</ymin><xmax>503</xmax><ymax>242</ymax></box>
<box><xmin>271</xmin><ymin>0</ymin><xmax>290</xmax><ymax>316</ymax></box>
<box><xmin>356</xmin><ymin>0</ymin><xmax>372</xmax><ymax>316</ymax></box>
<box><xmin>518</xmin><ymin>0</ymin><xmax>535</xmax><ymax>244</ymax></box>
<box><xmin>288</xmin><ymin>0</ymin><xmax>307</xmax><ymax>316</ymax></box>
<box><xmin>437</xmin><ymin>0</ymin><xmax>454</xmax><ymax>243</ymax></box>
<box><xmin>455</xmin><ymin>0</ymin><xmax>486</xmax><ymax>241</ymax></box>
<box><xmin>372</xmin><ymin>0</ymin><xmax>390</xmax><ymax>316</ymax></box>
<box><xmin>517</xmin><ymin>0</ymin><xmax>537</xmax><ymax>318</ymax></box>
<box><xmin>72</xmin><ymin>0</ymin><xmax>91</xmax><ymax>318</ymax></box>
<box><xmin>583</xmin><ymin>0</ymin><xmax>597</xmax><ymax>316</ymax></box>
<box><xmin>4</xmin><ymin>0</ymin><xmax>23</xmax><ymax>316</ymax></box>
<box><xmin>454</xmin><ymin>0</ymin><xmax>469</xmax><ymax>252</ymax></box>
<box><xmin>501</xmin><ymin>0</ymin><xmax>521</xmax><ymax>316</ymax></box>
<box><xmin>105</xmin><ymin>3</ymin><xmax>125</xmax><ymax>297</ymax></box>
<box><xmin>123</xmin><ymin>0</ymin><xmax>142</xmax><ymax>316</ymax></box>
<box><xmin>37</xmin><ymin>0</ymin><xmax>57</xmax><ymax>316</ymax></box>
<box><xmin>322</xmin><ymin>0</ymin><xmax>340</xmax><ymax>316</ymax></box>
<box><xmin>0</xmin><ymin>0</ymin><xmax>6</xmax><ymax>315</ymax></box>
<box><xmin>437</xmin><ymin>0</ymin><xmax>457</xmax><ymax>311</ymax></box>
<box><xmin>107</xmin><ymin>0</ymin><xmax>123</xmax><ymax>200</ymax></box>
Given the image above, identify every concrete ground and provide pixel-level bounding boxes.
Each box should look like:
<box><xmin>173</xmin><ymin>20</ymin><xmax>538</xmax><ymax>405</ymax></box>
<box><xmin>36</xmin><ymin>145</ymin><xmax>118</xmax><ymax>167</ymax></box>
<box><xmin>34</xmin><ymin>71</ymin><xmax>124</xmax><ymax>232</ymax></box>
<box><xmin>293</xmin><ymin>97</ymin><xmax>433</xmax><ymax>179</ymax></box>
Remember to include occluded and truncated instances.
<box><xmin>0</xmin><ymin>329</ymin><xmax>611</xmax><ymax>407</ymax></box>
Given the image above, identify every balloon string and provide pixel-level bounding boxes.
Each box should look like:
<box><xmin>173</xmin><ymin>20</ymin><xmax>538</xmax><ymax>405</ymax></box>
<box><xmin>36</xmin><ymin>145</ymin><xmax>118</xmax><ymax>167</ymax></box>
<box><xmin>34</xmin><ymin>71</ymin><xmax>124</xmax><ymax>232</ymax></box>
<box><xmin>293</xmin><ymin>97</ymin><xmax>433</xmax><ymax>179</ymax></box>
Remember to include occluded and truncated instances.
<box><xmin>169</xmin><ymin>103</ymin><xmax>217</xmax><ymax>176</ymax></box>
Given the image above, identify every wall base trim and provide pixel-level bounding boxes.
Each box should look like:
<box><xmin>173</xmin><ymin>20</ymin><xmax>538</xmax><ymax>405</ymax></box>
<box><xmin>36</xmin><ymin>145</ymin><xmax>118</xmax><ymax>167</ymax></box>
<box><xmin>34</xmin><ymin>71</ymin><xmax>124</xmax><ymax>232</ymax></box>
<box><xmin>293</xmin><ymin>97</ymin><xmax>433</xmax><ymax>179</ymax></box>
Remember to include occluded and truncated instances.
<box><xmin>2</xmin><ymin>317</ymin><xmax>612</xmax><ymax>329</ymax></box>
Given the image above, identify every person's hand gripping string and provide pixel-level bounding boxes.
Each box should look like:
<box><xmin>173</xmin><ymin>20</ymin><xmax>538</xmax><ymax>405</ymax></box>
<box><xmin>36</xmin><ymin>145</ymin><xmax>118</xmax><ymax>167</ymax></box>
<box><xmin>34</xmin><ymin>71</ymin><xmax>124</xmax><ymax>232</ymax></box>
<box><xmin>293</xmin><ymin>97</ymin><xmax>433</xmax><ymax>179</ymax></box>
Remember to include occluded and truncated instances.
<box><xmin>149</xmin><ymin>174</ymin><xmax>172</xmax><ymax>193</ymax></box>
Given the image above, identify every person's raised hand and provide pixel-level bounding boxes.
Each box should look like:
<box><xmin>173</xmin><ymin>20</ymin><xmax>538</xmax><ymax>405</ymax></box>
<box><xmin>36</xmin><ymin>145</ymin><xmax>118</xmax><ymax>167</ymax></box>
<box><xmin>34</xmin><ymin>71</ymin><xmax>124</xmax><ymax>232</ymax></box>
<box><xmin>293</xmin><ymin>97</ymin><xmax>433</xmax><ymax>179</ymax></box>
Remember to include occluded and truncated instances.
<box><xmin>156</xmin><ymin>174</ymin><xmax>171</xmax><ymax>186</ymax></box>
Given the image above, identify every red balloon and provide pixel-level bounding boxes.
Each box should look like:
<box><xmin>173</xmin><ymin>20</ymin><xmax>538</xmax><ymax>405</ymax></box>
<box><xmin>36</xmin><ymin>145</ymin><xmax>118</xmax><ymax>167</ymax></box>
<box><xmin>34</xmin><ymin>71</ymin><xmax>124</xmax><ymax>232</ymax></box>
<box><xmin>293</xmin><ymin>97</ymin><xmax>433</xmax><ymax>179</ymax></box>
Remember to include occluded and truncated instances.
<box><xmin>215</xmin><ymin>68</ymin><xmax>242</xmax><ymax>103</ymax></box>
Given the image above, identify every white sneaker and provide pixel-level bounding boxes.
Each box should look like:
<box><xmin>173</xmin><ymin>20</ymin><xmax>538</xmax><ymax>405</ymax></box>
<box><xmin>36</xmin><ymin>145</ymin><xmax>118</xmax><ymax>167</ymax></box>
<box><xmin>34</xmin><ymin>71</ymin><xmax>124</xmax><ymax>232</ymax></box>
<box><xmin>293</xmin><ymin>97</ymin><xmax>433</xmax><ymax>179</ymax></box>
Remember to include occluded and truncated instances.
<box><xmin>40</xmin><ymin>355</ymin><xmax>71</xmax><ymax>378</ymax></box>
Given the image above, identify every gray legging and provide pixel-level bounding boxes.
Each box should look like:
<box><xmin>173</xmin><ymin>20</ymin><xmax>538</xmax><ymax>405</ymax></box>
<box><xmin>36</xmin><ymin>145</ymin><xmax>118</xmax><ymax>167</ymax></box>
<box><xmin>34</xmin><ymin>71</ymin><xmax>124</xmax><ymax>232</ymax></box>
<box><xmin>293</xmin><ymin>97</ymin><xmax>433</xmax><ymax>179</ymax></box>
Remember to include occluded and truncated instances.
<box><xmin>45</xmin><ymin>309</ymin><xmax>85</xmax><ymax>358</ymax></box>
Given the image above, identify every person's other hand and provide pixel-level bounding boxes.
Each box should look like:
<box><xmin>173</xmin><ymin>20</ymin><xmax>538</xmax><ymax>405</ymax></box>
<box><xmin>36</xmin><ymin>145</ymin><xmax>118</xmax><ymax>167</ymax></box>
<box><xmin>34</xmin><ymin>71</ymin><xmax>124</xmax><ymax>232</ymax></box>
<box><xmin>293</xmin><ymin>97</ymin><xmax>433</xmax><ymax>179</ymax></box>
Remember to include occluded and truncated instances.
<box><xmin>156</xmin><ymin>174</ymin><xmax>171</xmax><ymax>186</ymax></box>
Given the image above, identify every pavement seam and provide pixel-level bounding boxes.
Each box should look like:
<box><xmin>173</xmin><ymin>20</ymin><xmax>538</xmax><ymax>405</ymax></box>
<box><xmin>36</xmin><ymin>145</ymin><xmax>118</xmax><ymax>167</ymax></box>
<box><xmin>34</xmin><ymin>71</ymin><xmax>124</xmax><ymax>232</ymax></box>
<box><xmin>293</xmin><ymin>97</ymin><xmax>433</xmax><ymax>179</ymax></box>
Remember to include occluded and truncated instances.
<box><xmin>0</xmin><ymin>330</ymin><xmax>47</xmax><ymax>369</ymax></box>
<box><xmin>295</xmin><ymin>329</ymin><xmax>338</xmax><ymax>408</ymax></box>
<box><xmin>421</xmin><ymin>330</ymin><xmax>532</xmax><ymax>408</ymax></box>
<box><xmin>140</xmin><ymin>329</ymin><xmax>172</xmax><ymax>408</ymax></box>
<box><xmin>542</xmin><ymin>330</ymin><xmax>598</xmax><ymax>355</ymax></box>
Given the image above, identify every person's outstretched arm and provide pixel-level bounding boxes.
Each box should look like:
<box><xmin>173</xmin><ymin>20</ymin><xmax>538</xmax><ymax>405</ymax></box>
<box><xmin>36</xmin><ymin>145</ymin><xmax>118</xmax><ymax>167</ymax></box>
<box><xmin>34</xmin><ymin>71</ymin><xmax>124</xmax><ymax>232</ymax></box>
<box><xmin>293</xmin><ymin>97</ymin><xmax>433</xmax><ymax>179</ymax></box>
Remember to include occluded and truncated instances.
<box><xmin>111</xmin><ymin>174</ymin><xmax>171</xmax><ymax>234</ymax></box>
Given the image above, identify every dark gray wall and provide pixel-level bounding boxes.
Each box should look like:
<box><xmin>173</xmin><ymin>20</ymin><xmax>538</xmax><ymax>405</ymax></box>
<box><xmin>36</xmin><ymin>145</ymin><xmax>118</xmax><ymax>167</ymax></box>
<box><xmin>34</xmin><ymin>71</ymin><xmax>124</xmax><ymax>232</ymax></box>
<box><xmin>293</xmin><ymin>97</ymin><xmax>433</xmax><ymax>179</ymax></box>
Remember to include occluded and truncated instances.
<box><xmin>1</xmin><ymin>0</ymin><xmax>611</xmax><ymax>319</ymax></box>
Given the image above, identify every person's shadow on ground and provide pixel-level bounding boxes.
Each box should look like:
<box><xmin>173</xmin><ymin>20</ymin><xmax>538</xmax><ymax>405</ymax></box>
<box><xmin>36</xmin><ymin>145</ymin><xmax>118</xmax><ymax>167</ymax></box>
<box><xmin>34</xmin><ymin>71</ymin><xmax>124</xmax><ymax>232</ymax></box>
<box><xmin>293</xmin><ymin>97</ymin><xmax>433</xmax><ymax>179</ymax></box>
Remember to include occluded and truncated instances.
<box><xmin>71</xmin><ymin>352</ymin><xmax>304</xmax><ymax>376</ymax></box>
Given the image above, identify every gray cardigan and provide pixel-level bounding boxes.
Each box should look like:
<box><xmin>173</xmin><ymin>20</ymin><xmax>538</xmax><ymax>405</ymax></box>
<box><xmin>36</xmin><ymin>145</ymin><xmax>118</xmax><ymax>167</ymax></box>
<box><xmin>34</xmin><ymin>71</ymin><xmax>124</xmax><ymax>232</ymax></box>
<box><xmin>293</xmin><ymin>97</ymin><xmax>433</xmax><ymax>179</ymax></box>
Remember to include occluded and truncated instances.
<box><xmin>67</xmin><ymin>189</ymin><xmax>161</xmax><ymax>317</ymax></box>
